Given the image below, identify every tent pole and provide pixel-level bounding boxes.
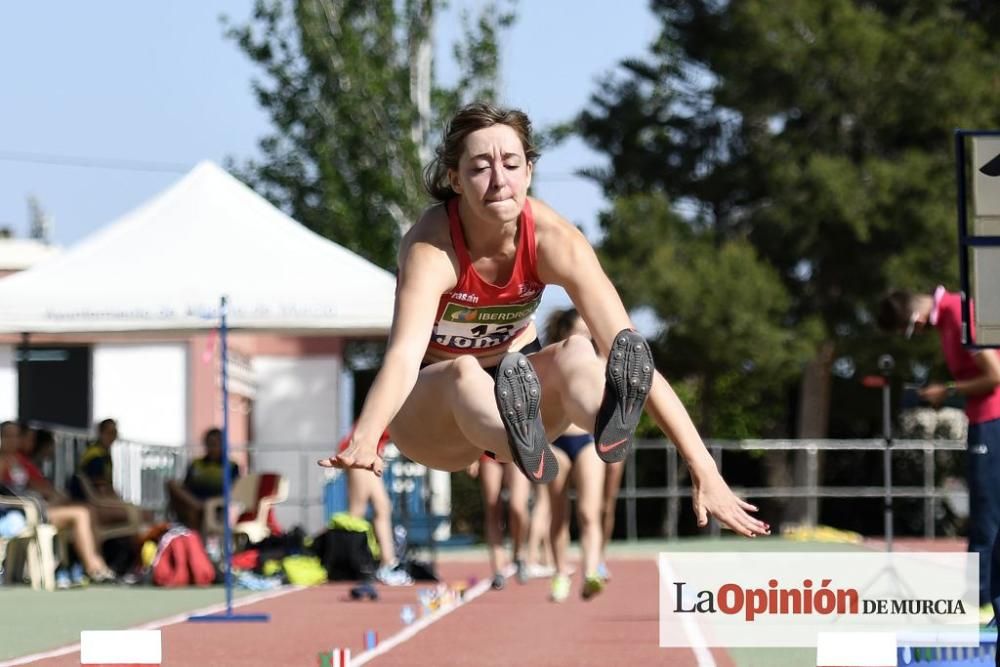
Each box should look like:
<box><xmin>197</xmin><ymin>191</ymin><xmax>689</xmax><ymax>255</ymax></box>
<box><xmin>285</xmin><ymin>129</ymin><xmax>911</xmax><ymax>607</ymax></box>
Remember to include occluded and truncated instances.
<box><xmin>18</xmin><ymin>333</ymin><xmax>30</xmax><ymax>423</ymax></box>
<box><xmin>220</xmin><ymin>295</ymin><xmax>234</xmax><ymax>611</ymax></box>
<box><xmin>189</xmin><ymin>295</ymin><xmax>269</xmax><ymax>624</ymax></box>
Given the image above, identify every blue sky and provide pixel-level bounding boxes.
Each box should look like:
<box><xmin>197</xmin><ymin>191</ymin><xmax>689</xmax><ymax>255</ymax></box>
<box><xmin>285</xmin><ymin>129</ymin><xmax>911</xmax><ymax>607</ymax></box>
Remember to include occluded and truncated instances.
<box><xmin>0</xmin><ymin>1</ymin><xmax>658</xmax><ymax>315</ymax></box>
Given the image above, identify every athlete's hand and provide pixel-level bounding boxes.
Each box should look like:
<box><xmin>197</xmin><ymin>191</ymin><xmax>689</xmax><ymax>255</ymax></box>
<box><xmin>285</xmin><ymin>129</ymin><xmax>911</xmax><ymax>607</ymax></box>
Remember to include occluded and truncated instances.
<box><xmin>918</xmin><ymin>383</ymin><xmax>948</xmax><ymax>408</ymax></box>
<box><xmin>692</xmin><ymin>469</ymin><xmax>770</xmax><ymax>538</ymax></box>
<box><xmin>465</xmin><ymin>460</ymin><xmax>481</xmax><ymax>479</ymax></box>
<box><xmin>318</xmin><ymin>437</ymin><xmax>384</xmax><ymax>476</ymax></box>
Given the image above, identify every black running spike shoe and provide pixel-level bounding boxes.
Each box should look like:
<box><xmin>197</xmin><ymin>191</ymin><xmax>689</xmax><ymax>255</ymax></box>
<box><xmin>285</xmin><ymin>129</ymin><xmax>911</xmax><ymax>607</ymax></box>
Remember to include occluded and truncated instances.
<box><xmin>494</xmin><ymin>352</ymin><xmax>558</xmax><ymax>483</ymax></box>
<box><xmin>594</xmin><ymin>329</ymin><xmax>654</xmax><ymax>464</ymax></box>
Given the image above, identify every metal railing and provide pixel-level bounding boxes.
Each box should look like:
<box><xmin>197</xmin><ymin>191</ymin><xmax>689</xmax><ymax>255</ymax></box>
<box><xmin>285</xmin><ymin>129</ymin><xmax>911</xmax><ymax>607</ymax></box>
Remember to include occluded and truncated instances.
<box><xmin>45</xmin><ymin>426</ymin><xmax>189</xmax><ymax>514</ymax></box>
<box><xmin>620</xmin><ymin>438</ymin><xmax>967</xmax><ymax>542</ymax></box>
<box><xmin>44</xmin><ymin>427</ymin><xmax>331</xmax><ymax>522</ymax></box>
<box><xmin>41</xmin><ymin>429</ymin><xmax>424</xmax><ymax>533</ymax></box>
<box><xmin>38</xmin><ymin>425</ymin><xmax>967</xmax><ymax>543</ymax></box>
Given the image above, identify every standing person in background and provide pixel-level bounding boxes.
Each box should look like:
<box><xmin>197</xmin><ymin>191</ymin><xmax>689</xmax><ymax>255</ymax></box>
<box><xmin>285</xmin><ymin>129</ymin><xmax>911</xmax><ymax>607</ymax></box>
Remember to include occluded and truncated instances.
<box><xmin>523</xmin><ymin>485</ymin><xmax>555</xmax><ymax>580</ymax></box>
<box><xmin>467</xmin><ymin>455</ymin><xmax>530</xmax><ymax>590</ymax></box>
<box><xmin>339</xmin><ymin>427</ymin><xmax>412</xmax><ymax>586</ymax></box>
<box><xmin>879</xmin><ymin>287</ymin><xmax>1000</xmax><ymax>623</ymax></box>
<box><xmin>599</xmin><ymin>459</ymin><xmax>625</xmax><ymax>582</ymax></box>
<box><xmin>543</xmin><ymin>308</ymin><xmax>608</xmax><ymax>601</ymax></box>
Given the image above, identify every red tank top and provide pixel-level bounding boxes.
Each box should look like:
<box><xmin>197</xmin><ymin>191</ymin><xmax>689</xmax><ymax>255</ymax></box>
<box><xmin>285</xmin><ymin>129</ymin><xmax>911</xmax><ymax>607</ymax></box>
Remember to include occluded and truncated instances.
<box><xmin>428</xmin><ymin>198</ymin><xmax>545</xmax><ymax>355</ymax></box>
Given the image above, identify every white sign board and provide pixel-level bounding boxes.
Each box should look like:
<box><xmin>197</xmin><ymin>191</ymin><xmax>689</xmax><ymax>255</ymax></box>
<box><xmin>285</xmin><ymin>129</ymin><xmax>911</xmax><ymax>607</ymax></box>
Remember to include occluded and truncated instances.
<box><xmin>971</xmin><ymin>138</ymin><xmax>1000</xmax><ymax>346</ymax></box>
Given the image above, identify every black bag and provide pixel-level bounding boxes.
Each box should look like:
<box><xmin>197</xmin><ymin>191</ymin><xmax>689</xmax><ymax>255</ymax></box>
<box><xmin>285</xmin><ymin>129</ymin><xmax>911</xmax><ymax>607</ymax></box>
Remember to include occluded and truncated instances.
<box><xmin>402</xmin><ymin>558</ymin><xmax>439</xmax><ymax>582</ymax></box>
<box><xmin>248</xmin><ymin>525</ymin><xmax>308</xmax><ymax>570</ymax></box>
<box><xmin>101</xmin><ymin>536</ymin><xmax>139</xmax><ymax>576</ymax></box>
<box><xmin>312</xmin><ymin>529</ymin><xmax>376</xmax><ymax>582</ymax></box>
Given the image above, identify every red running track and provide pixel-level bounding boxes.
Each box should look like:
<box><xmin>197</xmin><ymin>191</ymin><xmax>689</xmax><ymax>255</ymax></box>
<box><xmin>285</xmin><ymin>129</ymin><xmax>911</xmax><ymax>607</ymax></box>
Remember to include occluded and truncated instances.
<box><xmin>28</xmin><ymin>559</ymin><xmax>733</xmax><ymax>667</ymax></box>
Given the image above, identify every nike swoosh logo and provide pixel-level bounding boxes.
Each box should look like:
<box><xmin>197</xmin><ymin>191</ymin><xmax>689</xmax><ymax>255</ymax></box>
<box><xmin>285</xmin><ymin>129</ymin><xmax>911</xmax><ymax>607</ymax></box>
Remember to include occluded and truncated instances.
<box><xmin>598</xmin><ymin>438</ymin><xmax>627</xmax><ymax>454</ymax></box>
<box><xmin>531</xmin><ymin>453</ymin><xmax>545</xmax><ymax>480</ymax></box>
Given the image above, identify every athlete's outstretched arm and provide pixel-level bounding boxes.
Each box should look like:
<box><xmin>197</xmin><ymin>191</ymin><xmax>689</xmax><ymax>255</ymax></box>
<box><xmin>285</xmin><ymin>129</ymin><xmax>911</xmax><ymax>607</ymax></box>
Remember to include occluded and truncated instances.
<box><xmin>319</xmin><ymin>227</ymin><xmax>455</xmax><ymax>475</ymax></box>
<box><xmin>533</xmin><ymin>200</ymin><xmax>769</xmax><ymax>537</ymax></box>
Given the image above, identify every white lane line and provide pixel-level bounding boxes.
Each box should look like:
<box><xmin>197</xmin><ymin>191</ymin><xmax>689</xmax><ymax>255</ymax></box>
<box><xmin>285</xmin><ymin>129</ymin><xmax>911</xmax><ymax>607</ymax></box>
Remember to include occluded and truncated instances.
<box><xmin>351</xmin><ymin>565</ymin><xmax>515</xmax><ymax>666</ymax></box>
<box><xmin>0</xmin><ymin>585</ymin><xmax>304</xmax><ymax>666</ymax></box>
<box><xmin>658</xmin><ymin>556</ymin><xmax>717</xmax><ymax>667</ymax></box>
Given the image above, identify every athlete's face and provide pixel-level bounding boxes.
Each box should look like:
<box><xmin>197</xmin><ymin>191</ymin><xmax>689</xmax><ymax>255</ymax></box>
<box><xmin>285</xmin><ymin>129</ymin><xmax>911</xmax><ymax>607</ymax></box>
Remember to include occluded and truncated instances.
<box><xmin>449</xmin><ymin>124</ymin><xmax>533</xmax><ymax>223</ymax></box>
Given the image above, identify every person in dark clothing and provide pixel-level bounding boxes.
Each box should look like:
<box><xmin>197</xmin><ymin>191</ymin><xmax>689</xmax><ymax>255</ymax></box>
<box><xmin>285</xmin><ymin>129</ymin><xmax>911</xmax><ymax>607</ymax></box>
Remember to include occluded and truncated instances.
<box><xmin>167</xmin><ymin>428</ymin><xmax>239</xmax><ymax>531</ymax></box>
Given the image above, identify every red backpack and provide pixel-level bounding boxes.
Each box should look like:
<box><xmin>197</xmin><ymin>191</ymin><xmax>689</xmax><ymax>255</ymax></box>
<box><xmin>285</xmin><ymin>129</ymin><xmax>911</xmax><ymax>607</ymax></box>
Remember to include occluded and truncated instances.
<box><xmin>152</xmin><ymin>528</ymin><xmax>216</xmax><ymax>587</ymax></box>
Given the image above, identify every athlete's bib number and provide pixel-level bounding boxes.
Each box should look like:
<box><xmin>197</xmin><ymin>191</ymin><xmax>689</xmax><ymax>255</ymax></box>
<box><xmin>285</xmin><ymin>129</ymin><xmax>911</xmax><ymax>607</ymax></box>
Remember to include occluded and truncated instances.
<box><xmin>432</xmin><ymin>323</ymin><xmax>517</xmax><ymax>350</ymax></box>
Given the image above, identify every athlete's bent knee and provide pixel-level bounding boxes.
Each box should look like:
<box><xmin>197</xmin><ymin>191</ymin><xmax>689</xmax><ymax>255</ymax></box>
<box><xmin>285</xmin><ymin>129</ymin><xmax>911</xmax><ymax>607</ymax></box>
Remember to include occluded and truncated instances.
<box><xmin>451</xmin><ymin>354</ymin><xmax>491</xmax><ymax>381</ymax></box>
<box><xmin>556</xmin><ymin>335</ymin><xmax>598</xmax><ymax>362</ymax></box>
<box><xmin>577</xmin><ymin>511</ymin><xmax>600</xmax><ymax>530</ymax></box>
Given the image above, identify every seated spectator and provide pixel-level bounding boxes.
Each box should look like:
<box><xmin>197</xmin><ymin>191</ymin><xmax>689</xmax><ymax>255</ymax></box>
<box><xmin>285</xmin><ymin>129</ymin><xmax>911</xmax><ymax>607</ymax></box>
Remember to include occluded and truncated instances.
<box><xmin>167</xmin><ymin>428</ymin><xmax>240</xmax><ymax>531</ymax></box>
<box><xmin>16</xmin><ymin>421</ymin><xmax>36</xmax><ymax>458</ymax></box>
<box><xmin>0</xmin><ymin>420</ymin><xmax>116</xmax><ymax>583</ymax></box>
<box><xmin>17</xmin><ymin>426</ymin><xmax>56</xmax><ymax>480</ymax></box>
<box><xmin>72</xmin><ymin>418</ymin><xmax>148</xmax><ymax>524</ymax></box>
<box><xmin>29</xmin><ymin>428</ymin><xmax>56</xmax><ymax>479</ymax></box>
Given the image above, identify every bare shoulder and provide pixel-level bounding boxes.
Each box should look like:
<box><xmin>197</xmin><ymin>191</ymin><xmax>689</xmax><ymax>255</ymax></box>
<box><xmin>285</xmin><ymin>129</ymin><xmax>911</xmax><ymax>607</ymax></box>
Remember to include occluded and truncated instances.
<box><xmin>529</xmin><ymin>197</ymin><xmax>594</xmax><ymax>279</ymax></box>
<box><xmin>529</xmin><ymin>197</ymin><xmax>580</xmax><ymax>240</ymax></box>
<box><xmin>401</xmin><ymin>204</ymin><xmax>451</xmax><ymax>252</ymax></box>
<box><xmin>398</xmin><ymin>203</ymin><xmax>459</xmax><ymax>287</ymax></box>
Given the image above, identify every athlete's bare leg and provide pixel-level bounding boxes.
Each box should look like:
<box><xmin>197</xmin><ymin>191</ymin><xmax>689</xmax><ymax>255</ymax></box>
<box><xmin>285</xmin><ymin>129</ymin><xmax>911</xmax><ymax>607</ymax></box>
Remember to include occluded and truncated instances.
<box><xmin>390</xmin><ymin>340</ymin><xmax>606</xmax><ymax>472</ymax></box>
<box><xmin>547</xmin><ymin>447</ymin><xmax>574</xmax><ymax>577</ymax></box>
<box><xmin>572</xmin><ymin>445</ymin><xmax>605</xmax><ymax>578</ymax></box>
<box><xmin>347</xmin><ymin>468</ymin><xmax>395</xmax><ymax>566</ymax></box>
<box><xmin>526</xmin><ymin>484</ymin><xmax>552</xmax><ymax>569</ymax></box>
<box><xmin>479</xmin><ymin>458</ymin><xmax>507</xmax><ymax>578</ymax></box>
<box><xmin>47</xmin><ymin>505</ymin><xmax>112</xmax><ymax>576</ymax></box>
<box><xmin>504</xmin><ymin>463</ymin><xmax>530</xmax><ymax>575</ymax></box>
<box><xmin>524</xmin><ymin>336</ymin><xmax>606</xmax><ymax>432</ymax></box>
<box><xmin>601</xmin><ymin>460</ymin><xmax>626</xmax><ymax>561</ymax></box>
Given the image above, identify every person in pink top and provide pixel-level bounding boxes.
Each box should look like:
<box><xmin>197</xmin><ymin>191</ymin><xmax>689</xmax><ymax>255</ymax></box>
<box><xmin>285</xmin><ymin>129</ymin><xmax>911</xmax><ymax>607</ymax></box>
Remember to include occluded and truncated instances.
<box><xmin>879</xmin><ymin>287</ymin><xmax>1000</xmax><ymax>622</ymax></box>
<box><xmin>319</xmin><ymin>102</ymin><xmax>768</xmax><ymax>541</ymax></box>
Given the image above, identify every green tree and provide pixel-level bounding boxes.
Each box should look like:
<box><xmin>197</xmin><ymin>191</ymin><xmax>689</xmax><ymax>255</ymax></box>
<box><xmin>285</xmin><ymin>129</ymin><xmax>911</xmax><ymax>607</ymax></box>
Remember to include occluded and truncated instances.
<box><xmin>577</xmin><ymin>0</ymin><xmax>1000</xmax><ymax>437</ymax></box>
<box><xmin>225</xmin><ymin>0</ymin><xmax>516</xmax><ymax>269</ymax></box>
<box><xmin>599</xmin><ymin>193</ymin><xmax>820</xmax><ymax>438</ymax></box>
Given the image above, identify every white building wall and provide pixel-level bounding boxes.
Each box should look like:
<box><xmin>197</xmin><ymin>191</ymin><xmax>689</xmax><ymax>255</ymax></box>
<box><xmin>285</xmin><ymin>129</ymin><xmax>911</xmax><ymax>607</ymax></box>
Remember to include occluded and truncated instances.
<box><xmin>252</xmin><ymin>355</ymin><xmax>340</xmax><ymax>533</ymax></box>
<box><xmin>92</xmin><ymin>343</ymin><xmax>187</xmax><ymax>503</ymax></box>
<box><xmin>92</xmin><ymin>343</ymin><xmax>188</xmax><ymax>445</ymax></box>
<box><xmin>0</xmin><ymin>346</ymin><xmax>16</xmax><ymax>420</ymax></box>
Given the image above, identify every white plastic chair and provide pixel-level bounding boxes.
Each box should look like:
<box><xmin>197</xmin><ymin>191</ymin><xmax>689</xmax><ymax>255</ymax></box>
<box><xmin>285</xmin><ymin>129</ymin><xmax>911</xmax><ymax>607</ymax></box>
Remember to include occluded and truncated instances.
<box><xmin>0</xmin><ymin>495</ymin><xmax>57</xmax><ymax>591</ymax></box>
<box><xmin>203</xmin><ymin>473</ymin><xmax>289</xmax><ymax>546</ymax></box>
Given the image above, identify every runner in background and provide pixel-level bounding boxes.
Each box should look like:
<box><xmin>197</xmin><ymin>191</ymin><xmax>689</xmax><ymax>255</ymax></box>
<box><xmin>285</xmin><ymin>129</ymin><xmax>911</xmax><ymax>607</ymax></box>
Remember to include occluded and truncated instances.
<box><xmin>339</xmin><ymin>427</ymin><xmax>412</xmax><ymax>586</ymax></box>
<box><xmin>467</xmin><ymin>455</ymin><xmax>529</xmax><ymax>589</ymax></box>
<box><xmin>542</xmin><ymin>308</ymin><xmax>607</xmax><ymax>601</ymax></box>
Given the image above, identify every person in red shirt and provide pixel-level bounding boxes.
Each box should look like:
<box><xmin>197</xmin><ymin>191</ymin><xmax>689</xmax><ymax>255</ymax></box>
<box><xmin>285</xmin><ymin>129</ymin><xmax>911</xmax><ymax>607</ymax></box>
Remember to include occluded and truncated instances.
<box><xmin>879</xmin><ymin>287</ymin><xmax>1000</xmax><ymax>622</ymax></box>
<box><xmin>319</xmin><ymin>102</ymin><xmax>767</xmax><ymax>543</ymax></box>
<box><xmin>0</xmin><ymin>421</ymin><xmax>116</xmax><ymax>582</ymax></box>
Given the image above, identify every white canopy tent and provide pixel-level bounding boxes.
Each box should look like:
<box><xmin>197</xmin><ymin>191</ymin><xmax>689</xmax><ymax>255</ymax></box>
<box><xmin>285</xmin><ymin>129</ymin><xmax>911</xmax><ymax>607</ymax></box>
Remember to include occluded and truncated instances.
<box><xmin>0</xmin><ymin>161</ymin><xmax>403</xmax><ymax>621</ymax></box>
<box><xmin>0</xmin><ymin>160</ymin><xmax>396</xmax><ymax>335</ymax></box>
